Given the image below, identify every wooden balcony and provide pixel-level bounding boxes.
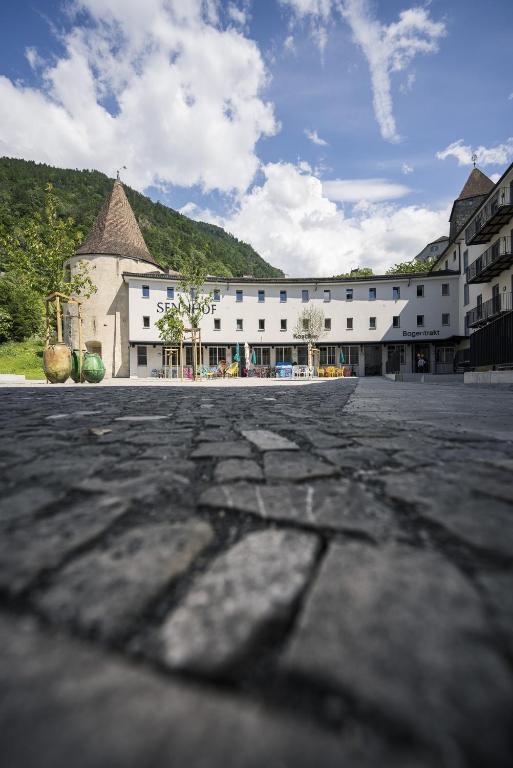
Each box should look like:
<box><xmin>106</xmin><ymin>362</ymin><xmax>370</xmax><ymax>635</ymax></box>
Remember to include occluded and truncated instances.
<box><xmin>466</xmin><ymin>236</ymin><xmax>513</xmax><ymax>284</ymax></box>
<box><xmin>465</xmin><ymin>186</ymin><xmax>513</xmax><ymax>245</ymax></box>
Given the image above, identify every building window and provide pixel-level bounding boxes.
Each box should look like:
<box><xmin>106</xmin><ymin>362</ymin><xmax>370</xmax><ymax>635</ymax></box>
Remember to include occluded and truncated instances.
<box><xmin>214</xmin><ymin>318</ymin><xmax>221</xmax><ymax>330</ymax></box>
<box><xmin>280</xmin><ymin>319</ymin><xmax>287</xmax><ymax>331</ymax></box>
<box><xmin>320</xmin><ymin>346</ymin><xmax>336</xmax><ymax>365</ymax></box>
<box><xmin>258</xmin><ymin>319</ymin><xmax>265</xmax><ymax>331</ymax></box>
<box><xmin>258</xmin><ymin>289</ymin><xmax>265</xmax><ymax>303</ymax></box>
<box><xmin>275</xmin><ymin>346</ymin><xmax>292</xmax><ymax>363</ymax></box>
<box><xmin>254</xmin><ymin>347</ymin><xmax>271</xmax><ymax>365</ymax></box>
<box><xmin>324</xmin><ymin>318</ymin><xmax>331</xmax><ymax>330</ymax></box>
<box><xmin>297</xmin><ymin>346</ymin><xmax>308</xmax><ymax>365</ymax></box>
<box><xmin>167</xmin><ymin>287</ymin><xmax>174</xmax><ymax>300</ymax></box>
<box><xmin>341</xmin><ymin>345</ymin><xmax>359</xmax><ymax>365</ymax></box>
<box><xmin>280</xmin><ymin>290</ymin><xmax>287</xmax><ymax>303</ymax></box>
<box><xmin>393</xmin><ymin>286</ymin><xmax>400</xmax><ymax>300</ymax></box>
<box><xmin>302</xmin><ymin>289</ymin><xmax>309</xmax><ymax>302</ymax></box>
<box><xmin>346</xmin><ymin>317</ymin><xmax>353</xmax><ymax>330</ymax></box>
<box><xmin>302</xmin><ymin>318</ymin><xmax>309</xmax><ymax>331</ymax></box>
<box><xmin>393</xmin><ymin>316</ymin><xmax>400</xmax><ymax>328</ymax></box>
<box><xmin>236</xmin><ymin>318</ymin><xmax>243</xmax><ymax>331</ymax></box>
<box><xmin>453</xmin><ymin>251</ymin><xmax>457</xmax><ymax>262</ymax></box>
<box><xmin>387</xmin><ymin>344</ymin><xmax>406</xmax><ymax>365</ymax></box>
<box><xmin>463</xmin><ymin>250</ymin><xmax>468</xmax><ymax>271</ymax></box>
<box><xmin>323</xmin><ymin>289</ymin><xmax>331</xmax><ymax>302</ymax></box>
<box><xmin>437</xmin><ymin>347</ymin><xmax>454</xmax><ymax>364</ymax></box>
<box><xmin>445</xmin><ymin>259</ymin><xmax>448</xmax><ymax>270</ymax></box>
<box><xmin>417</xmin><ymin>314</ymin><xmax>424</xmax><ymax>327</ymax></box>
<box><xmin>369</xmin><ymin>316</ymin><xmax>377</xmax><ymax>330</ymax></box>
<box><xmin>213</xmin><ymin>289</ymin><xmax>221</xmax><ymax>302</ymax></box>
<box><xmin>209</xmin><ymin>347</ymin><xmax>226</xmax><ymax>366</ymax></box>
<box><xmin>142</xmin><ymin>316</ymin><xmax>150</xmax><ymax>329</ymax></box>
<box><xmin>137</xmin><ymin>346</ymin><xmax>147</xmax><ymax>366</ymax></box>
<box><xmin>346</xmin><ymin>288</ymin><xmax>353</xmax><ymax>301</ymax></box>
<box><xmin>236</xmin><ymin>289</ymin><xmax>243</xmax><ymax>302</ymax></box>
<box><xmin>442</xmin><ymin>313</ymin><xmax>450</xmax><ymax>326</ymax></box>
<box><xmin>464</xmin><ymin>283</ymin><xmax>469</xmax><ymax>306</ymax></box>
<box><xmin>417</xmin><ymin>284</ymin><xmax>424</xmax><ymax>297</ymax></box>
<box><xmin>368</xmin><ymin>287</ymin><xmax>376</xmax><ymax>301</ymax></box>
<box><xmin>442</xmin><ymin>283</ymin><xmax>450</xmax><ymax>296</ymax></box>
<box><xmin>142</xmin><ymin>285</ymin><xmax>149</xmax><ymax>298</ymax></box>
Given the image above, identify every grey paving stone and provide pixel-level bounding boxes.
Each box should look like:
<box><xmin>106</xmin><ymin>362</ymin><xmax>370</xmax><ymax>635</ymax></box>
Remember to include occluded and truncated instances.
<box><xmin>241</xmin><ymin>429</ymin><xmax>299</xmax><ymax>451</ymax></box>
<box><xmin>476</xmin><ymin>571</ymin><xmax>513</xmax><ymax>655</ymax></box>
<box><xmin>200</xmin><ymin>481</ymin><xmax>392</xmax><ymax>538</ymax></box>
<box><xmin>191</xmin><ymin>441</ymin><xmax>253</xmax><ymax>459</ymax></box>
<box><xmin>214</xmin><ymin>459</ymin><xmax>263</xmax><ymax>482</ymax></box>
<box><xmin>0</xmin><ymin>496</ymin><xmax>129</xmax><ymax>594</ymax></box>
<box><xmin>0</xmin><ymin>487</ymin><xmax>64</xmax><ymax>527</ymax></box>
<box><xmin>383</xmin><ymin>469</ymin><xmax>513</xmax><ymax>558</ymax></box>
<box><xmin>295</xmin><ymin>429</ymin><xmax>354</xmax><ymax>449</ymax></box>
<box><xmin>161</xmin><ymin>529</ymin><xmax>319</xmax><ymax>672</ymax></box>
<box><xmin>38</xmin><ymin>520</ymin><xmax>213</xmax><ymax>639</ymax></box>
<box><xmin>263</xmin><ymin>450</ymin><xmax>338</xmax><ymax>481</ymax></box>
<box><xmin>0</xmin><ymin>613</ymin><xmax>426</xmax><ymax>768</ymax></box>
<box><xmin>282</xmin><ymin>541</ymin><xmax>513</xmax><ymax>765</ymax></box>
<box><xmin>317</xmin><ymin>445</ymin><xmax>392</xmax><ymax>470</ymax></box>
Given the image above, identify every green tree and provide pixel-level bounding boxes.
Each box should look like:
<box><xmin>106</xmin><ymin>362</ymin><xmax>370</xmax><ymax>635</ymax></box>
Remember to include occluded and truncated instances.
<box><xmin>0</xmin><ymin>272</ymin><xmax>43</xmax><ymax>342</ymax></box>
<box><xmin>292</xmin><ymin>305</ymin><xmax>326</xmax><ymax>369</ymax></box>
<box><xmin>385</xmin><ymin>258</ymin><xmax>435</xmax><ymax>275</ymax></box>
<box><xmin>156</xmin><ymin>249</ymin><xmax>212</xmax><ymax>378</ymax></box>
<box><xmin>336</xmin><ymin>267</ymin><xmax>374</xmax><ymax>278</ymax></box>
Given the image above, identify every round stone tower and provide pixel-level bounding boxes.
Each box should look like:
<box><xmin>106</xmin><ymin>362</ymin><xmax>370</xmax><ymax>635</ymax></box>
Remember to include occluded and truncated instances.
<box><xmin>67</xmin><ymin>180</ymin><xmax>161</xmax><ymax>377</ymax></box>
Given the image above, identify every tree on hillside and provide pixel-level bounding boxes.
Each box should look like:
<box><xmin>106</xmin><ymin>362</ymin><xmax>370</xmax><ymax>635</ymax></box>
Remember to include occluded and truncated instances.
<box><xmin>293</xmin><ymin>306</ymin><xmax>327</xmax><ymax>369</ymax></box>
<box><xmin>336</xmin><ymin>266</ymin><xmax>374</xmax><ymax>278</ymax></box>
<box><xmin>386</xmin><ymin>257</ymin><xmax>436</xmax><ymax>275</ymax></box>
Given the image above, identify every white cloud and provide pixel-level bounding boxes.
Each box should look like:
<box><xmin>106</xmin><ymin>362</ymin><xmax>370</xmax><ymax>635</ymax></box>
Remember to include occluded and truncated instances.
<box><xmin>279</xmin><ymin>0</ymin><xmax>335</xmax><ymax>54</ymax></box>
<box><xmin>284</xmin><ymin>34</ymin><xmax>296</xmax><ymax>52</ymax></box>
<box><xmin>401</xmin><ymin>162</ymin><xmax>414</xmax><ymax>174</ymax></box>
<box><xmin>187</xmin><ymin>162</ymin><xmax>449</xmax><ymax>276</ymax></box>
<box><xmin>341</xmin><ymin>1</ymin><xmax>446</xmax><ymax>142</ymax></box>
<box><xmin>25</xmin><ymin>47</ymin><xmax>44</xmax><ymax>70</ymax></box>
<box><xmin>0</xmin><ymin>0</ymin><xmax>277</xmax><ymax>193</ymax></box>
<box><xmin>509</xmin><ymin>92</ymin><xmax>513</xmax><ymax>101</ymax></box>
<box><xmin>436</xmin><ymin>138</ymin><xmax>513</xmax><ymax>167</ymax></box>
<box><xmin>322</xmin><ymin>177</ymin><xmax>410</xmax><ymax>202</ymax></box>
<box><xmin>304</xmin><ymin>128</ymin><xmax>328</xmax><ymax>146</ymax></box>
<box><xmin>399</xmin><ymin>72</ymin><xmax>416</xmax><ymax>94</ymax></box>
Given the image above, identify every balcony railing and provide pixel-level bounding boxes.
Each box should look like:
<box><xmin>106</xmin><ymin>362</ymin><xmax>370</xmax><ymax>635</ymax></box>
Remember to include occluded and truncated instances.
<box><xmin>465</xmin><ymin>186</ymin><xmax>513</xmax><ymax>245</ymax></box>
<box><xmin>466</xmin><ymin>236</ymin><xmax>513</xmax><ymax>284</ymax></box>
<box><xmin>466</xmin><ymin>292</ymin><xmax>512</xmax><ymax>328</ymax></box>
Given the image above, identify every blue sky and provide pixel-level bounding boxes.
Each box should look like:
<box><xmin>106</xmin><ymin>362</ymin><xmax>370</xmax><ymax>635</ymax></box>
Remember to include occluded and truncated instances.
<box><xmin>1</xmin><ymin>0</ymin><xmax>512</xmax><ymax>275</ymax></box>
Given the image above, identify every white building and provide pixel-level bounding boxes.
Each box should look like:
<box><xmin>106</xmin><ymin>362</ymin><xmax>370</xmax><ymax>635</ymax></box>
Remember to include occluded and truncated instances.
<box><xmin>71</xmin><ymin>172</ymin><xmax>510</xmax><ymax>379</ymax></box>
<box><xmin>431</xmin><ymin>162</ymin><xmax>513</xmax><ymax>371</ymax></box>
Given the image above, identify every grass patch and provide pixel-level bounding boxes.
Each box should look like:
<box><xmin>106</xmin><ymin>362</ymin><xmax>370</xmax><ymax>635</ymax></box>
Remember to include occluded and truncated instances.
<box><xmin>0</xmin><ymin>339</ymin><xmax>45</xmax><ymax>379</ymax></box>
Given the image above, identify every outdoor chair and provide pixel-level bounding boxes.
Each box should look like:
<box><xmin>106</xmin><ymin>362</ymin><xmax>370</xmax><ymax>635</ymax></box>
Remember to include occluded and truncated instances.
<box><xmin>317</xmin><ymin>367</ymin><xmax>325</xmax><ymax>377</ymax></box>
<box><xmin>325</xmin><ymin>366</ymin><xmax>336</xmax><ymax>378</ymax></box>
<box><xmin>225</xmin><ymin>362</ymin><xmax>239</xmax><ymax>377</ymax></box>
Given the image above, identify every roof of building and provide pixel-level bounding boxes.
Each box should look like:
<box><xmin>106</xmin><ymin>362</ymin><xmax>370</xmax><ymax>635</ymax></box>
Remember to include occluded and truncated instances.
<box><xmin>122</xmin><ymin>270</ymin><xmax>460</xmax><ymax>284</ymax></box>
<box><xmin>456</xmin><ymin>168</ymin><xmax>494</xmax><ymax>200</ymax></box>
<box><xmin>76</xmin><ymin>180</ymin><xmax>157</xmax><ymax>265</ymax></box>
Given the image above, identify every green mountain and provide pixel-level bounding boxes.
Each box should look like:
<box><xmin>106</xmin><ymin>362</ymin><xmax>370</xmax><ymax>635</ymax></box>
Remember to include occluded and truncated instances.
<box><xmin>0</xmin><ymin>157</ymin><xmax>283</xmax><ymax>278</ymax></box>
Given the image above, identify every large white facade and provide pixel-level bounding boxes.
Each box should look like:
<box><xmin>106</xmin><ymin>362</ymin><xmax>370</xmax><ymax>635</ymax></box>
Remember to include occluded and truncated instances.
<box><xmin>124</xmin><ymin>271</ymin><xmax>460</xmax><ymax>377</ymax></box>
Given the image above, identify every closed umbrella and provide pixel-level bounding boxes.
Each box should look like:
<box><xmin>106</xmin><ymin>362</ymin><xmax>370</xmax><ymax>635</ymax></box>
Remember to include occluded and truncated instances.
<box><xmin>244</xmin><ymin>341</ymin><xmax>250</xmax><ymax>368</ymax></box>
<box><xmin>339</xmin><ymin>349</ymin><xmax>346</xmax><ymax>365</ymax></box>
<box><xmin>233</xmin><ymin>342</ymin><xmax>241</xmax><ymax>362</ymax></box>
<box><xmin>251</xmin><ymin>348</ymin><xmax>257</xmax><ymax>365</ymax></box>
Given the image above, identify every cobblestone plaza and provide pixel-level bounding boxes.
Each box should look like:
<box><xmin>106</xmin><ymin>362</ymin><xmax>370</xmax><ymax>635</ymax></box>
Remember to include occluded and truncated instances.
<box><xmin>1</xmin><ymin>377</ymin><xmax>512</xmax><ymax>767</ymax></box>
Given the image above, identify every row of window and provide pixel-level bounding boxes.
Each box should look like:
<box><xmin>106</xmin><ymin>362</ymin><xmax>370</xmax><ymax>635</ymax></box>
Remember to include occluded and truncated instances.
<box><xmin>140</xmin><ymin>284</ymin><xmax>451</xmax><ymax>301</ymax></box>
<box><xmin>142</xmin><ymin>313</ymin><xmax>451</xmax><ymax>331</ymax></box>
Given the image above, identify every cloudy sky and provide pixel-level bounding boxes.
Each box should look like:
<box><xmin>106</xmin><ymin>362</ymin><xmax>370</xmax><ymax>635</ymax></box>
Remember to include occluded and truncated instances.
<box><xmin>1</xmin><ymin>0</ymin><xmax>512</xmax><ymax>275</ymax></box>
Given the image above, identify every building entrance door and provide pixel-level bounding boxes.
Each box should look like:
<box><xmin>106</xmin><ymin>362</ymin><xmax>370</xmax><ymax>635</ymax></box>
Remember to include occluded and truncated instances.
<box><xmin>364</xmin><ymin>345</ymin><xmax>382</xmax><ymax>376</ymax></box>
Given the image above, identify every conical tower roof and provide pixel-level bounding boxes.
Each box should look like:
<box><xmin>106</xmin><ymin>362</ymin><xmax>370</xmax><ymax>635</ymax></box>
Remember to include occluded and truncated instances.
<box><xmin>76</xmin><ymin>180</ymin><xmax>156</xmax><ymax>265</ymax></box>
<box><xmin>457</xmin><ymin>168</ymin><xmax>494</xmax><ymax>200</ymax></box>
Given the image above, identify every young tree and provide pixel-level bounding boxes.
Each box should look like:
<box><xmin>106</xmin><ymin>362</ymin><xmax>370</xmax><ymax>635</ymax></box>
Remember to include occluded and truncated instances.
<box><xmin>293</xmin><ymin>305</ymin><xmax>327</xmax><ymax>369</ymax></box>
<box><xmin>336</xmin><ymin>266</ymin><xmax>374</xmax><ymax>278</ymax></box>
<box><xmin>0</xmin><ymin>183</ymin><xmax>96</xmax><ymax>341</ymax></box>
<box><xmin>155</xmin><ymin>248</ymin><xmax>212</xmax><ymax>379</ymax></box>
<box><xmin>385</xmin><ymin>257</ymin><xmax>435</xmax><ymax>275</ymax></box>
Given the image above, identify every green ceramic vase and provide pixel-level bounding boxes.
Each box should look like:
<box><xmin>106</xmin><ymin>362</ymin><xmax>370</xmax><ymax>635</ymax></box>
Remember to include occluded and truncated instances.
<box><xmin>82</xmin><ymin>352</ymin><xmax>106</xmax><ymax>383</ymax></box>
<box><xmin>70</xmin><ymin>350</ymin><xmax>86</xmax><ymax>383</ymax></box>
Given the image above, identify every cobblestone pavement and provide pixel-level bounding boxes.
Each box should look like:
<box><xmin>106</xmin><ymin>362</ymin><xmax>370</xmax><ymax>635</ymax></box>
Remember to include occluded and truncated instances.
<box><xmin>1</xmin><ymin>378</ymin><xmax>513</xmax><ymax>768</ymax></box>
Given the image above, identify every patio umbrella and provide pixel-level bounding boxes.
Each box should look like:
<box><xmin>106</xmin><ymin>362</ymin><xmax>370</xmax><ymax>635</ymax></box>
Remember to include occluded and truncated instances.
<box><xmin>339</xmin><ymin>349</ymin><xmax>346</xmax><ymax>365</ymax></box>
<box><xmin>233</xmin><ymin>342</ymin><xmax>241</xmax><ymax>362</ymax></box>
<box><xmin>251</xmin><ymin>348</ymin><xmax>257</xmax><ymax>365</ymax></box>
<box><xmin>244</xmin><ymin>341</ymin><xmax>250</xmax><ymax>367</ymax></box>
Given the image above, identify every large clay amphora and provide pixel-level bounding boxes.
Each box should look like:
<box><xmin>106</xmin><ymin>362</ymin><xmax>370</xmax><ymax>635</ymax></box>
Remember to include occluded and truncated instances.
<box><xmin>43</xmin><ymin>343</ymin><xmax>71</xmax><ymax>383</ymax></box>
<box><xmin>82</xmin><ymin>352</ymin><xmax>106</xmax><ymax>383</ymax></box>
<box><xmin>70</xmin><ymin>350</ymin><xmax>86</xmax><ymax>383</ymax></box>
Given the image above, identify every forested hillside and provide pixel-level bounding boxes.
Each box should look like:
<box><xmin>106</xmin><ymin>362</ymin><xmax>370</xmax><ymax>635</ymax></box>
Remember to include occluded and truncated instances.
<box><xmin>0</xmin><ymin>157</ymin><xmax>283</xmax><ymax>278</ymax></box>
